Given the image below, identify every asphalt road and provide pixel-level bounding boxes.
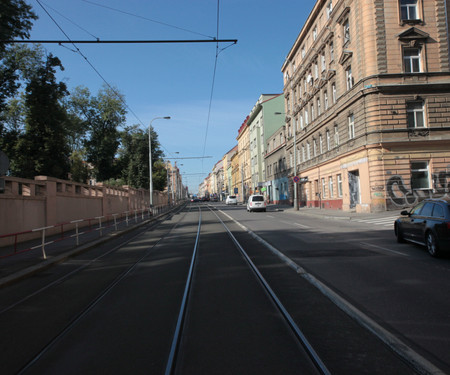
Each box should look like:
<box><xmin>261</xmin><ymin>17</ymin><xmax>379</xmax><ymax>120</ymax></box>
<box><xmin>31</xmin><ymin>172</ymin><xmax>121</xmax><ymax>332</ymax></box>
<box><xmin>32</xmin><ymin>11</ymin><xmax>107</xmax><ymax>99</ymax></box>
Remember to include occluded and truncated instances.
<box><xmin>0</xmin><ymin>202</ymin><xmax>448</xmax><ymax>374</ymax></box>
<box><xmin>216</xmin><ymin>201</ymin><xmax>450</xmax><ymax>374</ymax></box>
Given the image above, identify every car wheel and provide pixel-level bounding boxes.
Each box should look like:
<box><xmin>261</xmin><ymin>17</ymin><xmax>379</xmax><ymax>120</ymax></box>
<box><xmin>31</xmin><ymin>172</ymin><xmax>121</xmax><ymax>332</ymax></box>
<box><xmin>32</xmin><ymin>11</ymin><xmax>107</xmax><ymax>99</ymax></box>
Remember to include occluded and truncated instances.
<box><xmin>426</xmin><ymin>231</ymin><xmax>440</xmax><ymax>257</ymax></box>
<box><xmin>395</xmin><ymin>224</ymin><xmax>405</xmax><ymax>243</ymax></box>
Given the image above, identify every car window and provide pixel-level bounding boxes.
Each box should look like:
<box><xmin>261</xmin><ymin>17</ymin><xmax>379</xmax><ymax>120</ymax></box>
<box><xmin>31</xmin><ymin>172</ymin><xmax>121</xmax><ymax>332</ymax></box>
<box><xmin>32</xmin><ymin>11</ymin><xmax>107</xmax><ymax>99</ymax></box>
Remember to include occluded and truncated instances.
<box><xmin>410</xmin><ymin>201</ymin><xmax>425</xmax><ymax>215</ymax></box>
<box><xmin>229</xmin><ymin>196</ymin><xmax>236</xmax><ymax>199</ymax></box>
<box><xmin>432</xmin><ymin>204</ymin><xmax>445</xmax><ymax>218</ymax></box>
<box><xmin>252</xmin><ymin>196</ymin><xmax>264</xmax><ymax>202</ymax></box>
<box><xmin>420</xmin><ymin>202</ymin><xmax>434</xmax><ymax>217</ymax></box>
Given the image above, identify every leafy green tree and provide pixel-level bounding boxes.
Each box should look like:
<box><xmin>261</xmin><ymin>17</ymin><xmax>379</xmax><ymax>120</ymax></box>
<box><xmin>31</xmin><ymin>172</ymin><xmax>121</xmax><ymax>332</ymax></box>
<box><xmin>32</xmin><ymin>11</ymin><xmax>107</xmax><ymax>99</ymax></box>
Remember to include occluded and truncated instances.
<box><xmin>0</xmin><ymin>0</ymin><xmax>37</xmax><ymax>112</ymax></box>
<box><xmin>69</xmin><ymin>150</ymin><xmax>89</xmax><ymax>183</ymax></box>
<box><xmin>14</xmin><ymin>54</ymin><xmax>70</xmax><ymax>178</ymax></box>
<box><xmin>118</xmin><ymin>125</ymin><xmax>166</xmax><ymax>190</ymax></box>
<box><xmin>152</xmin><ymin>159</ymin><xmax>167</xmax><ymax>191</ymax></box>
<box><xmin>69</xmin><ymin>85</ymin><xmax>126</xmax><ymax>182</ymax></box>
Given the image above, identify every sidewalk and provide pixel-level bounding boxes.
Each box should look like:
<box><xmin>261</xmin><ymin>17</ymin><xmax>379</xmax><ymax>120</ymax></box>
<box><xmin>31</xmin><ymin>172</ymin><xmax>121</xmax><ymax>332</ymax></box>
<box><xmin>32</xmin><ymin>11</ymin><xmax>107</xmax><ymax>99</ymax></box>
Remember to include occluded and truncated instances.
<box><xmin>0</xmin><ymin>206</ymin><xmax>179</xmax><ymax>288</ymax></box>
<box><xmin>270</xmin><ymin>204</ymin><xmax>404</xmax><ymax>221</ymax></box>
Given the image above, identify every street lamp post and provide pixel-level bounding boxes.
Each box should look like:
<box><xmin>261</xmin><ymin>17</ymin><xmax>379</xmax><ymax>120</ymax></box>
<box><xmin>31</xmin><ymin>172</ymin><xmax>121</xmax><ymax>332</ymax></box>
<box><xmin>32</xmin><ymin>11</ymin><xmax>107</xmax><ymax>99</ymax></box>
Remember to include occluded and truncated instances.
<box><xmin>275</xmin><ymin>112</ymin><xmax>298</xmax><ymax>210</ymax></box>
<box><xmin>149</xmin><ymin>116</ymin><xmax>170</xmax><ymax>209</ymax></box>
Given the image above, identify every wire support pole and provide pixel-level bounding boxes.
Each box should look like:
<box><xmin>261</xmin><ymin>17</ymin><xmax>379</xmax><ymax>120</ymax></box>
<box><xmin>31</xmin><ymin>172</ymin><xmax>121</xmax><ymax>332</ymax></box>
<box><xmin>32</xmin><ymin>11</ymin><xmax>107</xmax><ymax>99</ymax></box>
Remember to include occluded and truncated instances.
<box><xmin>4</xmin><ymin>39</ymin><xmax>238</xmax><ymax>44</ymax></box>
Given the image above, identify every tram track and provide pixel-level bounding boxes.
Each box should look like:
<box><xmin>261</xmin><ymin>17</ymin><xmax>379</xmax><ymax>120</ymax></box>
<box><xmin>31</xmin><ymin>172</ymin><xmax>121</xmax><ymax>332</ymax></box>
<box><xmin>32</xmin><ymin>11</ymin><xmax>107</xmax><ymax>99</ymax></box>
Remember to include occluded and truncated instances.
<box><xmin>0</xmin><ymin>203</ymin><xmax>424</xmax><ymax>374</ymax></box>
<box><xmin>166</xmin><ymin>205</ymin><xmax>328</xmax><ymax>375</ymax></box>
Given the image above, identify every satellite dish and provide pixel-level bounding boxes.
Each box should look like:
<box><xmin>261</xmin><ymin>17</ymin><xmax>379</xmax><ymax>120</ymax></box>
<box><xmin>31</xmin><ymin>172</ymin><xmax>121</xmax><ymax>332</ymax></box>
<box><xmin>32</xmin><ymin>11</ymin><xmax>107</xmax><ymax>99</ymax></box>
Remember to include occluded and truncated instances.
<box><xmin>0</xmin><ymin>150</ymin><xmax>10</xmax><ymax>175</ymax></box>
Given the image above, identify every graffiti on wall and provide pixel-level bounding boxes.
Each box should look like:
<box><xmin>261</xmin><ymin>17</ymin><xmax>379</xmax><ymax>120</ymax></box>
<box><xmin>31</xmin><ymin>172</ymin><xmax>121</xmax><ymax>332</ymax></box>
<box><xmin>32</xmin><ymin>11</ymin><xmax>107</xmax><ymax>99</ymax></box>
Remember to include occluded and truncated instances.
<box><xmin>386</xmin><ymin>168</ymin><xmax>450</xmax><ymax>207</ymax></box>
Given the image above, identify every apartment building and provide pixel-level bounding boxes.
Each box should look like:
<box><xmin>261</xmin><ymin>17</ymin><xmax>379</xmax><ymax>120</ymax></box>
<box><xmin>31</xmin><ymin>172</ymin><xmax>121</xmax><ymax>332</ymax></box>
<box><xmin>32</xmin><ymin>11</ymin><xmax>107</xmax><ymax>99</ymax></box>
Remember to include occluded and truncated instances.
<box><xmin>265</xmin><ymin>124</ymin><xmax>290</xmax><ymax>204</ymax></box>
<box><xmin>247</xmin><ymin>94</ymin><xmax>286</xmax><ymax>195</ymax></box>
<box><xmin>222</xmin><ymin>145</ymin><xmax>238</xmax><ymax>197</ymax></box>
<box><xmin>281</xmin><ymin>0</ymin><xmax>450</xmax><ymax>212</ymax></box>
<box><xmin>236</xmin><ymin>116</ymin><xmax>251</xmax><ymax>203</ymax></box>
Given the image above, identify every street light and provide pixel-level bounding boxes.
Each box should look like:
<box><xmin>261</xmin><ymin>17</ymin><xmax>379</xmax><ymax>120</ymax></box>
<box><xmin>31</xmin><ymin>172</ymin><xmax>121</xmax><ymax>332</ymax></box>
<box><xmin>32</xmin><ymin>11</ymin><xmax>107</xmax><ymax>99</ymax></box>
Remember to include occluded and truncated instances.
<box><xmin>149</xmin><ymin>116</ymin><xmax>170</xmax><ymax>208</ymax></box>
<box><xmin>275</xmin><ymin>112</ymin><xmax>298</xmax><ymax>211</ymax></box>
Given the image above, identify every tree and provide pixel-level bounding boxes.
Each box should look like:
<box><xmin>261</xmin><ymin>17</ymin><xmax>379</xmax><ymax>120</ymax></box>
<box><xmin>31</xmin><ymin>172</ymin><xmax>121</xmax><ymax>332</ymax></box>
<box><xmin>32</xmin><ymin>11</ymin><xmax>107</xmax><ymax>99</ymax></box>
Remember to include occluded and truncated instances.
<box><xmin>69</xmin><ymin>85</ymin><xmax>126</xmax><ymax>182</ymax></box>
<box><xmin>14</xmin><ymin>54</ymin><xmax>70</xmax><ymax>178</ymax></box>
<box><xmin>0</xmin><ymin>0</ymin><xmax>37</xmax><ymax>112</ymax></box>
<box><xmin>118</xmin><ymin>125</ymin><xmax>166</xmax><ymax>190</ymax></box>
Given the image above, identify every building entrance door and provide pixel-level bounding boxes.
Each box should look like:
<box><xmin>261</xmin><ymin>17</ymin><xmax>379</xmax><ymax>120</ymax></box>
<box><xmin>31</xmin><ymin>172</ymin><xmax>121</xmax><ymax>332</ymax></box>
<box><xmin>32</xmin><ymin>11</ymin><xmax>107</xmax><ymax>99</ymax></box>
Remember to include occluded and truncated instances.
<box><xmin>348</xmin><ymin>170</ymin><xmax>360</xmax><ymax>209</ymax></box>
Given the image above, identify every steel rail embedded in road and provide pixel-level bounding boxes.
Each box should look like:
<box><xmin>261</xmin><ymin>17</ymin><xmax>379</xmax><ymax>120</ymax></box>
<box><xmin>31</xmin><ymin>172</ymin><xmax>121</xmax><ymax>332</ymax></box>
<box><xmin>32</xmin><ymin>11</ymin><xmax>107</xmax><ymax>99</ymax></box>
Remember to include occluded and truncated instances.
<box><xmin>15</xmin><ymin>206</ymin><xmax>191</xmax><ymax>375</ymax></box>
<box><xmin>207</xmin><ymin>205</ymin><xmax>331</xmax><ymax>375</ymax></box>
<box><xmin>165</xmin><ymin>207</ymin><xmax>201</xmax><ymax>375</ymax></box>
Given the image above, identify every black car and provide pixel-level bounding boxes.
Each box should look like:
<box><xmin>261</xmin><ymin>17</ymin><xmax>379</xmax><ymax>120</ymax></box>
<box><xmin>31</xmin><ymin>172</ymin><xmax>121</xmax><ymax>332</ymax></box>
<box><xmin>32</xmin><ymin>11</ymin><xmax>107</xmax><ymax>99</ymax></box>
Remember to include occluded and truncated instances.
<box><xmin>395</xmin><ymin>198</ymin><xmax>450</xmax><ymax>257</ymax></box>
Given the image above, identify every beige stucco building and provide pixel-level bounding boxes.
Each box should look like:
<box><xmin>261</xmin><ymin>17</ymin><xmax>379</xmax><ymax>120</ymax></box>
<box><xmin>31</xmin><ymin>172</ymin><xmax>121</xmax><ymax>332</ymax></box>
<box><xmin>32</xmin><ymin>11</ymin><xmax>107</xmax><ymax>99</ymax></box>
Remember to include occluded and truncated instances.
<box><xmin>236</xmin><ymin>116</ymin><xmax>252</xmax><ymax>202</ymax></box>
<box><xmin>282</xmin><ymin>0</ymin><xmax>450</xmax><ymax>212</ymax></box>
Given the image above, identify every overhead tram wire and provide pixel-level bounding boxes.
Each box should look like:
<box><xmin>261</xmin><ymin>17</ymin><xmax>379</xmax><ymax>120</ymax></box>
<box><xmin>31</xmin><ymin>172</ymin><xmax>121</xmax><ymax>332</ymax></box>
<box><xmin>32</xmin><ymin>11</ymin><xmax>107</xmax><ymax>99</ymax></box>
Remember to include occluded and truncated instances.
<box><xmin>33</xmin><ymin>0</ymin><xmax>146</xmax><ymax>131</ymax></box>
<box><xmin>81</xmin><ymin>0</ymin><xmax>215</xmax><ymax>40</ymax></box>
<box><xmin>201</xmin><ymin>0</ymin><xmax>221</xmax><ymax>176</ymax></box>
<box><xmin>32</xmin><ymin>1</ymin><xmax>237</xmax><ymax>162</ymax></box>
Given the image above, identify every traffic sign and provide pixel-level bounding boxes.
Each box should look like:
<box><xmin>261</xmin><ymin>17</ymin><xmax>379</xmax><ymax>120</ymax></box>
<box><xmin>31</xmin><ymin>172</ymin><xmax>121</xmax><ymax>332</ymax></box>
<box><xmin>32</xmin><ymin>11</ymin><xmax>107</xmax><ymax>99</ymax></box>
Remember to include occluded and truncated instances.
<box><xmin>293</xmin><ymin>176</ymin><xmax>300</xmax><ymax>183</ymax></box>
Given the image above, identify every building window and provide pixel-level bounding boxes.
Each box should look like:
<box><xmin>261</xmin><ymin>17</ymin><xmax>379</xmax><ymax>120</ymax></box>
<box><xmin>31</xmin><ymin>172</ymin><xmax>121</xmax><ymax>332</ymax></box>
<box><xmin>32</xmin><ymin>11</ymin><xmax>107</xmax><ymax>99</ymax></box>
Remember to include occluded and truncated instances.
<box><xmin>330</xmin><ymin>42</ymin><xmax>334</xmax><ymax>62</ymax></box>
<box><xmin>327</xmin><ymin>0</ymin><xmax>333</xmax><ymax>19</ymax></box>
<box><xmin>317</xmin><ymin>98</ymin><xmax>321</xmax><ymax>116</ymax></box>
<box><xmin>313</xmin><ymin>27</ymin><xmax>318</xmax><ymax>41</ymax></box>
<box><xmin>326</xmin><ymin>130</ymin><xmax>331</xmax><ymax>150</ymax></box>
<box><xmin>290</xmin><ymin>152</ymin><xmax>293</xmax><ymax>168</ymax></box>
<box><xmin>411</xmin><ymin>161</ymin><xmax>430</xmax><ymax>189</ymax></box>
<box><xmin>302</xmin><ymin>144</ymin><xmax>306</xmax><ymax>161</ymax></box>
<box><xmin>300</xmin><ymin>113</ymin><xmax>304</xmax><ymax>129</ymax></box>
<box><xmin>348</xmin><ymin>114</ymin><xmax>355</xmax><ymax>139</ymax></box>
<box><xmin>311</xmin><ymin>104</ymin><xmax>315</xmax><ymax>121</ymax></box>
<box><xmin>313</xmin><ymin>138</ymin><xmax>317</xmax><ymax>156</ymax></box>
<box><xmin>305</xmin><ymin>108</ymin><xmax>309</xmax><ymax>125</ymax></box>
<box><xmin>302</xmin><ymin>46</ymin><xmax>306</xmax><ymax>59</ymax></box>
<box><xmin>337</xmin><ymin>174</ymin><xmax>343</xmax><ymax>197</ymax></box>
<box><xmin>343</xmin><ymin>19</ymin><xmax>350</xmax><ymax>44</ymax></box>
<box><xmin>324</xmin><ymin>90</ymin><xmax>329</xmax><ymax>110</ymax></box>
<box><xmin>321</xmin><ymin>52</ymin><xmax>326</xmax><ymax>71</ymax></box>
<box><xmin>322</xmin><ymin>178</ymin><xmax>327</xmax><ymax>198</ymax></box>
<box><xmin>329</xmin><ymin>176</ymin><xmax>334</xmax><ymax>197</ymax></box>
<box><xmin>346</xmin><ymin>66</ymin><xmax>353</xmax><ymax>90</ymax></box>
<box><xmin>319</xmin><ymin>134</ymin><xmax>323</xmax><ymax>154</ymax></box>
<box><xmin>332</xmin><ymin>83</ymin><xmax>337</xmax><ymax>103</ymax></box>
<box><xmin>334</xmin><ymin>124</ymin><xmax>340</xmax><ymax>146</ymax></box>
<box><xmin>307</xmin><ymin>142</ymin><xmax>311</xmax><ymax>160</ymax></box>
<box><xmin>403</xmin><ymin>47</ymin><xmax>421</xmax><ymax>73</ymax></box>
<box><xmin>400</xmin><ymin>0</ymin><xmax>418</xmax><ymax>20</ymax></box>
<box><xmin>407</xmin><ymin>101</ymin><xmax>425</xmax><ymax>128</ymax></box>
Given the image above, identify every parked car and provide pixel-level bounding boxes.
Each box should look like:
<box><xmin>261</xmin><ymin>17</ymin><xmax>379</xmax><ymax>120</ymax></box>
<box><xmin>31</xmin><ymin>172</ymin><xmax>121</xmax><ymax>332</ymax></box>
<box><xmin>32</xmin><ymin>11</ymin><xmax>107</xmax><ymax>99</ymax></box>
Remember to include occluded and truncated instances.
<box><xmin>394</xmin><ymin>198</ymin><xmax>450</xmax><ymax>257</ymax></box>
<box><xmin>226</xmin><ymin>195</ymin><xmax>237</xmax><ymax>205</ymax></box>
<box><xmin>247</xmin><ymin>195</ymin><xmax>266</xmax><ymax>212</ymax></box>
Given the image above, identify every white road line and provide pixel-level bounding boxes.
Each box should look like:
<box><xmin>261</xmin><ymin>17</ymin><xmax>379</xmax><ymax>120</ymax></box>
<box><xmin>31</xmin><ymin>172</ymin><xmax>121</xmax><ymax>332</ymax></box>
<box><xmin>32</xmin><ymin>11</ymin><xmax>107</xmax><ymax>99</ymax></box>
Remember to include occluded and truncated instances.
<box><xmin>294</xmin><ymin>223</ymin><xmax>311</xmax><ymax>229</ymax></box>
<box><xmin>360</xmin><ymin>242</ymin><xmax>408</xmax><ymax>256</ymax></box>
<box><xmin>217</xmin><ymin>208</ymin><xmax>442</xmax><ymax>375</ymax></box>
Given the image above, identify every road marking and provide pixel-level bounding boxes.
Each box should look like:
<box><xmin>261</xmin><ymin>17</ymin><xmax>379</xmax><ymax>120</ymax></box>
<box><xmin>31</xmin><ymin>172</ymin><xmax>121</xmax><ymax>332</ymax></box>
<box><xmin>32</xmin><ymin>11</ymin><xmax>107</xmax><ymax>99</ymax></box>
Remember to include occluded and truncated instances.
<box><xmin>267</xmin><ymin>216</ymin><xmax>311</xmax><ymax>229</ymax></box>
<box><xmin>217</xmin><ymin>208</ymin><xmax>442</xmax><ymax>375</ymax></box>
<box><xmin>294</xmin><ymin>223</ymin><xmax>311</xmax><ymax>229</ymax></box>
<box><xmin>360</xmin><ymin>242</ymin><xmax>408</xmax><ymax>257</ymax></box>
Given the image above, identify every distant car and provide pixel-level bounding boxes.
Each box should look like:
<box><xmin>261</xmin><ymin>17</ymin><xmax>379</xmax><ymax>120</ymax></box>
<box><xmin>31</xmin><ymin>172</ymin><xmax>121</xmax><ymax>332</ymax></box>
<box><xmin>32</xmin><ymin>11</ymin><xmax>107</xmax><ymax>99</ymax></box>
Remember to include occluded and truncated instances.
<box><xmin>190</xmin><ymin>197</ymin><xmax>199</xmax><ymax>202</ymax></box>
<box><xmin>247</xmin><ymin>194</ymin><xmax>266</xmax><ymax>212</ymax></box>
<box><xmin>394</xmin><ymin>198</ymin><xmax>450</xmax><ymax>257</ymax></box>
<box><xmin>226</xmin><ymin>195</ymin><xmax>237</xmax><ymax>205</ymax></box>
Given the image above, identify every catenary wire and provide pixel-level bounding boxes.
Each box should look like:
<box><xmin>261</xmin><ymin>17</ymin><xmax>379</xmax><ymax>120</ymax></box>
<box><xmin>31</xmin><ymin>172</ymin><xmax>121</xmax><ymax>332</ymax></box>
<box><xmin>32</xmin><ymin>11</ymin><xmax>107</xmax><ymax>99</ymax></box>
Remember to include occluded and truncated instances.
<box><xmin>81</xmin><ymin>0</ymin><xmax>215</xmax><ymax>39</ymax></box>
<box><xmin>34</xmin><ymin>0</ymin><xmax>178</xmax><ymax>159</ymax></box>
<box><xmin>201</xmin><ymin>0</ymin><xmax>221</xmax><ymax>175</ymax></box>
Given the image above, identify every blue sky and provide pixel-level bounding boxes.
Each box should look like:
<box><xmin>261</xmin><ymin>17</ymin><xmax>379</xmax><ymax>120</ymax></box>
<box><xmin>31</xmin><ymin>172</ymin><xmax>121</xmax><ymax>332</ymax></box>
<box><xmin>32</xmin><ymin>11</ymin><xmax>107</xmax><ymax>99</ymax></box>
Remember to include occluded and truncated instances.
<box><xmin>26</xmin><ymin>0</ymin><xmax>316</xmax><ymax>193</ymax></box>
